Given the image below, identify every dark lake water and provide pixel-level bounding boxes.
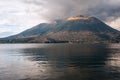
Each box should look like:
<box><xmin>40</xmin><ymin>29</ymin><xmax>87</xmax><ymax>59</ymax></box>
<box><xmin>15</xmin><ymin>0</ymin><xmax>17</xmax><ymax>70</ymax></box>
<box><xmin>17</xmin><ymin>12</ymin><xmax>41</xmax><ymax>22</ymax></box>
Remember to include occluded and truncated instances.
<box><xmin>0</xmin><ymin>43</ymin><xmax>120</xmax><ymax>80</ymax></box>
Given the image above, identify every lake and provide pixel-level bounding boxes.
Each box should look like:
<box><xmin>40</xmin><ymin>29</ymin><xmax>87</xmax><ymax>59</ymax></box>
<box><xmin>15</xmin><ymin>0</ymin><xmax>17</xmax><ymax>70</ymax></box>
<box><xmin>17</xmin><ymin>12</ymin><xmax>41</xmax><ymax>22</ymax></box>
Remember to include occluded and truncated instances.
<box><xmin>0</xmin><ymin>43</ymin><xmax>120</xmax><ymax>80</ymax></box>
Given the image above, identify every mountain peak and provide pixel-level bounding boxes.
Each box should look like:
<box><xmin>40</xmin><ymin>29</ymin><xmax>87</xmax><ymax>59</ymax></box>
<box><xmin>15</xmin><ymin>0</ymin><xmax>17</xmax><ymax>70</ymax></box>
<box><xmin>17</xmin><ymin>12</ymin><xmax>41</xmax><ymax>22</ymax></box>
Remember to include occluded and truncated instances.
<box><xmin>67</xmin><ymin>15</ymin><xmax>92</xmax><ymax>21</ymax></box>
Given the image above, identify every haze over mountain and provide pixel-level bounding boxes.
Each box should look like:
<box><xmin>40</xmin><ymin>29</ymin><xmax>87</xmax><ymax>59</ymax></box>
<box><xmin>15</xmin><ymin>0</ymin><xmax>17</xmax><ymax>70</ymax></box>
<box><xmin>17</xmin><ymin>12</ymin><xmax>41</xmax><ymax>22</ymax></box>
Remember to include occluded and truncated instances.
<box><xmin>0</xmin><ymin>15</ymin><xmax>119</xmax><ymax>43</ymax></box>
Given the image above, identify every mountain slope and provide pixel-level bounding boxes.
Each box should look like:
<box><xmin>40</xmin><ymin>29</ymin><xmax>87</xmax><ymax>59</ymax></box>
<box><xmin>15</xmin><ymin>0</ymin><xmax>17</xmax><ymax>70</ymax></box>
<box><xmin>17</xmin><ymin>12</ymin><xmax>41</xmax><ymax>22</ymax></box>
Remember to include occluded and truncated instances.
<box><xmin>0</xmin><ymin>15</ymin><xmax>119</xmax><ymax>43</ymax></box>
<box><xmin>42</xmin><ymin>15</ymin><xmax>119</xmax><ymax>43</ymax></box>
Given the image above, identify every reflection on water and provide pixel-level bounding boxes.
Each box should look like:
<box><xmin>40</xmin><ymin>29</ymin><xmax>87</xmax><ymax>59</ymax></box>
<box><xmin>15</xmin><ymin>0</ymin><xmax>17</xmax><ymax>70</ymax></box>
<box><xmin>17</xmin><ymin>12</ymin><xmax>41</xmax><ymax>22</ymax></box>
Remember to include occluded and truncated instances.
<box><xmin>0</xmin><ymin>44</ymin><xmax>120</xmax><ymax>80</ymax></box>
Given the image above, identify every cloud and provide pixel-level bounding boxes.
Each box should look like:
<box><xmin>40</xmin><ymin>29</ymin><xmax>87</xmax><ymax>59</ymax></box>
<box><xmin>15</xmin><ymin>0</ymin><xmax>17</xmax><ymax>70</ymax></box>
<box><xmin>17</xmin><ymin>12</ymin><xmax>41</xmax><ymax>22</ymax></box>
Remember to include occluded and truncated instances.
<box><xmin>0</xmin><ymin>0</ymin><xmax>47</xmax><ymax>27</ymax></box>
<box><xmin>106</xmin><ymin>18</ymin><xmax>120</xmax><ymax>30</ymax></box>
<box><xmin>23</xmin><ymin>0</ymin><xmax>120</xmax><ymax>21</ymax></box>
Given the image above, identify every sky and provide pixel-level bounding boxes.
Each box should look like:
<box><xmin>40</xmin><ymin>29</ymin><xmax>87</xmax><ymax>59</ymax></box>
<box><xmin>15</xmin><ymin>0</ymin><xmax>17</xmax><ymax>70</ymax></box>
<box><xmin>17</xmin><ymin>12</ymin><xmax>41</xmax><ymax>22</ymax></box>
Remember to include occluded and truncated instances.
<box><xmin>0</xmin><ymin>0</ymin><xmax>120</xmax><ymax>37</ymax></box>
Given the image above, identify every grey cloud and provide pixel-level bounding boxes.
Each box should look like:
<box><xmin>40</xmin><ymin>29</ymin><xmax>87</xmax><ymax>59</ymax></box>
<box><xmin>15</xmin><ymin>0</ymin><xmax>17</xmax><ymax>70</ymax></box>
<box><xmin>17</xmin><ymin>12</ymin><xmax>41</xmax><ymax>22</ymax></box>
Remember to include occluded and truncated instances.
<box><xmin>23</xmin><ymin>0</ymin><xmax>120</xmax><ymax>22</ymax></box>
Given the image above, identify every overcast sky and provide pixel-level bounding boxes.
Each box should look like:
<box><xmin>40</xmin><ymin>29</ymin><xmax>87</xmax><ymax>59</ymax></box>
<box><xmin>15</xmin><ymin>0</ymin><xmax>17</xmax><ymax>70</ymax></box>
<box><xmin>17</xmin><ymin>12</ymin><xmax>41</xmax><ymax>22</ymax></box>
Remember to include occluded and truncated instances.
<box><xmin>0</xmin><ymin>0</ymin><xmax>120</xmax><ymax>37</ymax></box>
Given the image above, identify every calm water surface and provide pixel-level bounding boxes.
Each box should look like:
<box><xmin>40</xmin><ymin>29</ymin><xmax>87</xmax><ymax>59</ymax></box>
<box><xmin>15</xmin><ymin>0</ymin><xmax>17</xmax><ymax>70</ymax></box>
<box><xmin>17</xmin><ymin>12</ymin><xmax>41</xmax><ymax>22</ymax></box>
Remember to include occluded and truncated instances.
<box><xmin>0</xmin><ymin>43</ymin><xmax>120</xmax><ymax>80</ymax></box>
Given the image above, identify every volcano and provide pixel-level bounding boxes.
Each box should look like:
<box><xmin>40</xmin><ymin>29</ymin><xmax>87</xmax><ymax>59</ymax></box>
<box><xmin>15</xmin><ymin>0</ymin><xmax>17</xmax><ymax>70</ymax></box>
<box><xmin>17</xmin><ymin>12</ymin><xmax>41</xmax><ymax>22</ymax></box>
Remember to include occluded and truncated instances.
<box><xmin>0</xmin><ymin>15</ymin><xmax>119</xmax><ymax>43</ymax></box>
